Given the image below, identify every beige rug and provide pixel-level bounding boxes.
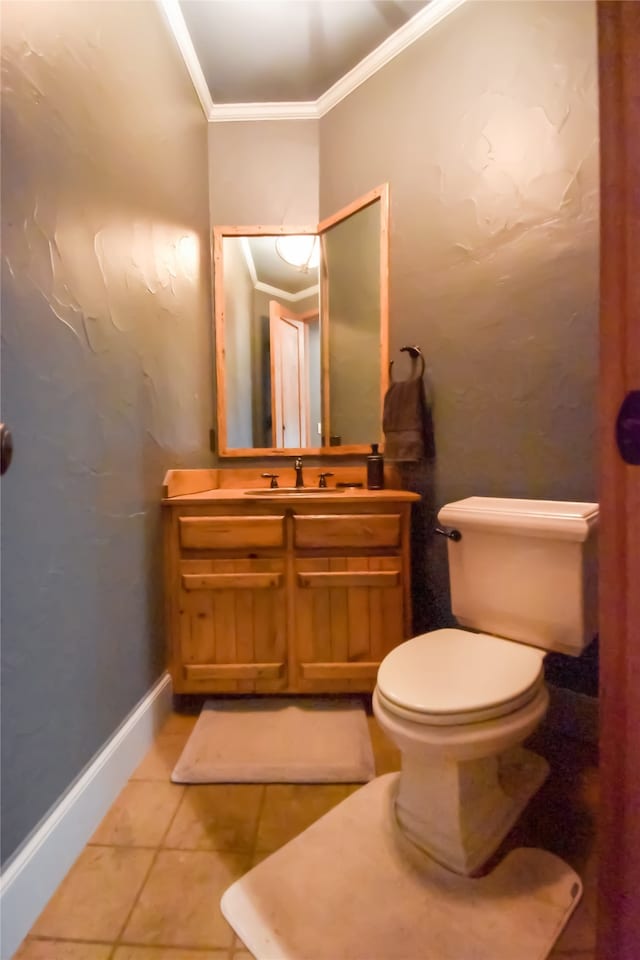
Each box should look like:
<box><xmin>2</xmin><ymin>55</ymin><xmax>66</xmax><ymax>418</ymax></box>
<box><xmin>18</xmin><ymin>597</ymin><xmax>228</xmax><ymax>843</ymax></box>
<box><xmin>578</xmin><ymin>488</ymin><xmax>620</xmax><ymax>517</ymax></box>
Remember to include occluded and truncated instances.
<box><xmin>221</xmin><ymin>773</ymin><xmax>582</xmax><ymax>960</ymax></box>
<box><xmin>171</xmin><ymin>697</ymin><xmax>376</xmax><ymax>784</ymax></box>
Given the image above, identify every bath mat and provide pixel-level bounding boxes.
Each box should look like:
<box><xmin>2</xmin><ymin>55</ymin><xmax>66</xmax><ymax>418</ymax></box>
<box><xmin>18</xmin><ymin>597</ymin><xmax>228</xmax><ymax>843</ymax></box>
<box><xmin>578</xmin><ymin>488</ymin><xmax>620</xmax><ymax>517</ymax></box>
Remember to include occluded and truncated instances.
<box><xmin>171</xmin><ymin>697</ymin><xmax>375</xmax><ymax>784</ymax></box>
<box><xmin>221</xmin><ymin>772</ymin><xmax>582</xmax><ymax>960</ymax></box>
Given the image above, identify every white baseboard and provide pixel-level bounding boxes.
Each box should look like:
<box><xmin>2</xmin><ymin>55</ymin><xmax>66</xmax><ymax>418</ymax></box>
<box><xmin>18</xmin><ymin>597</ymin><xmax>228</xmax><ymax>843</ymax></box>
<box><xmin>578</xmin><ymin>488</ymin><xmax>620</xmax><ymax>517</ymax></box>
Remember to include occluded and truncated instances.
<box><xmin>0</xmin><ymin>671</ymin><xmax>173</xmax><ymax>960</ymax></box>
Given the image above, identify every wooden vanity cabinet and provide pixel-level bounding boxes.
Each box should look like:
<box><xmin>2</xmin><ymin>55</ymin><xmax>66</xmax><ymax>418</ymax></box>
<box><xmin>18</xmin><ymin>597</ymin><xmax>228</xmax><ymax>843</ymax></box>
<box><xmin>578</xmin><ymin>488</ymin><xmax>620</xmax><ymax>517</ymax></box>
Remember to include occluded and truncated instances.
<box><xmin>165</xmin><ymin>506</ymin><xmax>289</xmax><ymax>695</ymax></box>
<box><xmin>163</xmin><ymin>490</ymin><xmax>417</xmax><ymax>695</ymax></box>
<box><xmin>292</xmin><ymin>511</ymin><xmax>407</xmax><ymax>692</ymax></box>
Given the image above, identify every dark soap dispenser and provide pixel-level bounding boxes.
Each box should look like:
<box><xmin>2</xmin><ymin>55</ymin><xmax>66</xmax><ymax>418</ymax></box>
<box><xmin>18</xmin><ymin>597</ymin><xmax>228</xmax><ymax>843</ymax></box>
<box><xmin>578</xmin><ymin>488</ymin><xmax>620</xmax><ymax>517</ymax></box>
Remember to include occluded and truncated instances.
<box><xmin>366</xmin><ymin>443</ymin><xmax>384</xmax><ymax>489</ymax></box>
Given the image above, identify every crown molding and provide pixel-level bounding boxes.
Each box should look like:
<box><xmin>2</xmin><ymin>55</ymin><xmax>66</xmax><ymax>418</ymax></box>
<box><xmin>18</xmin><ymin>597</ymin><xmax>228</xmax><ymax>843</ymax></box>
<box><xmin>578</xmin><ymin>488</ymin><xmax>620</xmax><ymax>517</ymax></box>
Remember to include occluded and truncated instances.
<box><xmin>240</xmin><ymin>236</ymin><xmax>258</xmax><ymax>286</ymax></box>
<box><xmin>160</xmin><ymin>0</ymin><xmax>466</xmax><ymax>124</ymax></box>
<box><xmin>255</xmin><ymin>281</ymin><xmax>319</xmax><ymax>303</ymax></box>
<box><xmin>315</xmin><ymin>0</ymin><xmax>467</xmax><ymax>117</ymax></box>
<box><xmin>210</xmin><ymin>101</ymin><xmax>319</xmax><ymax>122</ymax></box>
<box><xmin>239</xmin><ymin>237</ymin><xmax>318</xmax><ymax>302</ymax></box>
<box><xmin>156</xmin><ymin>0</ymin><xmax>215</xmax><ymax>119</ymax></box>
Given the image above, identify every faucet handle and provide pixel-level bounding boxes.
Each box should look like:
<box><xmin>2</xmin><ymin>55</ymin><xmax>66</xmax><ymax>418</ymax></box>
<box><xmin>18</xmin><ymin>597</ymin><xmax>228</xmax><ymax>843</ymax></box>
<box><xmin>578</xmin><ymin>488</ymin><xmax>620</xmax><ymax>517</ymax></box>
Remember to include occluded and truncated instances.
<box><xmin>261</xmin><ymin>472</ymin><xmax>279</xmax><ymax>489</ymax></box>
<box><xmin>318</xmin><ymin>472</ymin><xmax>334</xmax><ymax>488</ymax></box>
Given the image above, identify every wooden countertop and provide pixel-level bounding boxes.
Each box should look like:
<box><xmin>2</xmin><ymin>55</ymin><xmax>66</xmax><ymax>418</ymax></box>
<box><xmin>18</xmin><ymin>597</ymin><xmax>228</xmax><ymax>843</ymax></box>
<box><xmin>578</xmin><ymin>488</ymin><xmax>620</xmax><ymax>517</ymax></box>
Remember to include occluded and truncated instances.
<box><xmin>162</xmin><ymin>468</ymin><xmax>421</xmax><ymax>506</ymax></box>
<box><xmin>162</xmin><ymin>487</ymin><xmax>421</xmax><ymax>506</ymax></box>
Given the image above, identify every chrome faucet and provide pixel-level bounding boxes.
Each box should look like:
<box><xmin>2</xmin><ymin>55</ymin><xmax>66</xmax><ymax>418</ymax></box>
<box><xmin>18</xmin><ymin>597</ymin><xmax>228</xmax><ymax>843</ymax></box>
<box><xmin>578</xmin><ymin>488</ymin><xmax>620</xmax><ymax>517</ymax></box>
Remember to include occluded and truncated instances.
<box><xmin>294</xmin><ymin>457</ymin><xmax>304</xmax><ymax>488</ymax></box>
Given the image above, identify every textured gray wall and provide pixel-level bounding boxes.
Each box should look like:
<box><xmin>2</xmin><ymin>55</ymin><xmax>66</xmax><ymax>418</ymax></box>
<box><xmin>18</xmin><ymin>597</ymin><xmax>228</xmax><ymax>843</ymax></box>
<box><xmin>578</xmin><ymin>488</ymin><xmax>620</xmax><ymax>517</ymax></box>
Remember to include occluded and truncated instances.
<box><xmin>1</xmin><ymin>1</ymin><xmax>213</xmax><ymax>862</ymax></box>
<box><xmin>320</xmin><ymin>0</ymin><xmax>599</xmax><ymax>629</ymax></box>
<box><xmin>205</xmin><ymin>2</ymin><xmax>599</xmax><ymax>631</ymax></box>
<box><xmin>209</xmin><ymin>120</ymin><xmax>319</xmax><ymax>226</ymax></box>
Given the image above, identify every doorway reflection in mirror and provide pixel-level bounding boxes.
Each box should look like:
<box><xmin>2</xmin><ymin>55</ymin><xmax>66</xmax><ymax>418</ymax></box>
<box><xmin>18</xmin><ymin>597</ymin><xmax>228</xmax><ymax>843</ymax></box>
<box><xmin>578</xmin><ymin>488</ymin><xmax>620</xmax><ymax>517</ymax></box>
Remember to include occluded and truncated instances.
<box><xmin>213</xmin><ymin>184</ymin><xmax>389</xmax><ymax>456</ymax></box>
<box><xmin>221</xmin><ymin>234</ymin><xmax>320</xmax><ymax>449</ymax></box>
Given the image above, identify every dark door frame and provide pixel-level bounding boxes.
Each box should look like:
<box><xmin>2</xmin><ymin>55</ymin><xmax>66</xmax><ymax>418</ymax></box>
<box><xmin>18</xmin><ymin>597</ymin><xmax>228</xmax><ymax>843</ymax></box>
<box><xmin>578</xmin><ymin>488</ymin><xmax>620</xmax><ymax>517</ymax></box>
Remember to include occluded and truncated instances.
<box><xmin>597</xmin><ymin>4</ymin><xmax>640</xmax><ymax>958</ymax></box>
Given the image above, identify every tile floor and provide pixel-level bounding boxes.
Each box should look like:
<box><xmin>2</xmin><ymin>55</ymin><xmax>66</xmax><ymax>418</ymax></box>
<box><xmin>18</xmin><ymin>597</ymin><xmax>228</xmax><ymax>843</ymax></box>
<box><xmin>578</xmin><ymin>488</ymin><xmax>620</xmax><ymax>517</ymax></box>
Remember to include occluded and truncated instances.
<box><xmin>15</xmin><ymin>702</ymin><xmax>598</xmax><ymax>960</ymax></box>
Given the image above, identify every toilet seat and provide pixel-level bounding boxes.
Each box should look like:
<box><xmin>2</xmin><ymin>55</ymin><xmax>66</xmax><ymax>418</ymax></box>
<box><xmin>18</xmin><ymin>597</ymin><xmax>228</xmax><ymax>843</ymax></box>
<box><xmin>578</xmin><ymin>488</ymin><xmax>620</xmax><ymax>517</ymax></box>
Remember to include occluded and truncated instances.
<box><xmin>376</xmin><ymin>628</ymin><xmax>545</xmax><ymax>726</ymax></box>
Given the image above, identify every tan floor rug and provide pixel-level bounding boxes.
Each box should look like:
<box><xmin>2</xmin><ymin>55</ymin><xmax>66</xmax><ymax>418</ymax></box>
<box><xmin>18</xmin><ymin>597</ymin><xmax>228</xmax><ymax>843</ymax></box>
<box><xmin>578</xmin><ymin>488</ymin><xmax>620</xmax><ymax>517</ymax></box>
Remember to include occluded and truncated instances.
<box><xmin>171</xmin><ymin>697</ymin><xmax>376</xmax><ymax>784</ymax></box>
<box><xmin>221</xmin><ymin>772</ymin><xmax>582</xmax><ymax>960</ymax></box>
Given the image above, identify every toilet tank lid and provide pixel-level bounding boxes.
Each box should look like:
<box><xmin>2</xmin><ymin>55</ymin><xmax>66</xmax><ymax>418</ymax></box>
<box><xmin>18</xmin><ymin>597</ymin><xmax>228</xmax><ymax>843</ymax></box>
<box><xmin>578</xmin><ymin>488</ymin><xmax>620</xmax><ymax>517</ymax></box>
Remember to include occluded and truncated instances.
<box><xmin>438</xmin><ymin>497</ymin><xmax>599</xmax><ymax>542</ymax></box>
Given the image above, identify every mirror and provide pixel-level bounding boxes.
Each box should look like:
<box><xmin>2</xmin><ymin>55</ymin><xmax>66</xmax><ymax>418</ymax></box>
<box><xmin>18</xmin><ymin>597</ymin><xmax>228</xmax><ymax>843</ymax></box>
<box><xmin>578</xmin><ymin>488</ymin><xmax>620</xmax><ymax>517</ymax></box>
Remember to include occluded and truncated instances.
<box><xmin>213</xmin><ymin>185</ymin><xmax>389</xmax><ymax>456</ymax></box>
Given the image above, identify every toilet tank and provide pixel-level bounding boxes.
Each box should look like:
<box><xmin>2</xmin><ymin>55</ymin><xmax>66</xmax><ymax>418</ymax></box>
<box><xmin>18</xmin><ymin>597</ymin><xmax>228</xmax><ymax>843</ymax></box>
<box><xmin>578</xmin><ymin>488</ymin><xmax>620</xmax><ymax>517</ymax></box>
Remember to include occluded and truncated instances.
<box><xmin>437</xmin><ymin>497</ymin><xmax>599</xmax><ymax>656</ymax></box>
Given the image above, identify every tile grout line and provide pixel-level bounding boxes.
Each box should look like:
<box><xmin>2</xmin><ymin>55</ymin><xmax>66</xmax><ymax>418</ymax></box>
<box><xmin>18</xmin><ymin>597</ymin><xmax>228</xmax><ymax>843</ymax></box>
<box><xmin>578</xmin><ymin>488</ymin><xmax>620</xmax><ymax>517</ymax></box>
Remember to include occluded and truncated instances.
<box><xmin>106</xmin><ymin>776</ymin><xmax>188</xmax><ymax>953</ymax></box>
<box><xmin>105</xmin><ymin>843</ymin><xmax>161</xmax><ymax>951</ymax></box>
<box><xmin>19</xmin><ymin>721</ymin><xmax>597</xmax><ymax>960</ymax></box>
<box><xmin>21</xmin><ymin>934</ymin><xmax>116</xmax><ymax>945</ymax></box>
<box><xmin>87</xmin><ymin>841</ymin><xmax>261</xmax><ymax>854</ymax></box>
<box><xmin>228</xmin><ymin>782</ymin><xmax>268</xmax><ymax>960</ymax></box>
<box><xmin>81</xmin><ymin>751</ymin><xmax>265</xmax><ymax>959</ymax></box>
<box><xmin>248</xmin><ymin>783</ymin><xmax>268</xmax><ymax>866</ymax></box>
<box><xmin>98</xmin><ymin>757</ymin><xmax>258</xmax><ymax>958</ymax></box>
<box><xmin>21</xmin><ymin>770</ymin><xmax>184</xmax><ymax>958</ymax></box>
<box><xmin>112</xmin><ymin>939</ymin><xmax>234</xmax><ymax>954</ymax></box>
<box><xmin>22</xmin><ymin>934</ymin><xmax>238</xmax><ymax>958</ymax></box>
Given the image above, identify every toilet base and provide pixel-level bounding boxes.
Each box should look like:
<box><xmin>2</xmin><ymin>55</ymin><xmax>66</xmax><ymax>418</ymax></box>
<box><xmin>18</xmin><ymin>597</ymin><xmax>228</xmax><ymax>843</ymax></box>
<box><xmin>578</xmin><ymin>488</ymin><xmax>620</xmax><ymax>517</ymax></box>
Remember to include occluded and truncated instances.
<box><xmin>394</xmin><ymin>745</ymin><xmax>550</xmax><ymax>876</ymax></box>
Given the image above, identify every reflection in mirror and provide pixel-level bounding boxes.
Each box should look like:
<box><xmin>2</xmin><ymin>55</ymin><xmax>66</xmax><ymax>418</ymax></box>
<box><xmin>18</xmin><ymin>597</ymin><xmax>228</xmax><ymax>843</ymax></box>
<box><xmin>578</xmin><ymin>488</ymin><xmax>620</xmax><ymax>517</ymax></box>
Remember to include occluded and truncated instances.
<box><xmin>217</xmin><ymin>231</ymin><xmax>320</xmax><ymax>450</ymax></box>
<box><xmin>213</xmin><ymin>185</ymin><xmax>388</xmax><ymax>457</ymax></box>
<box><xmin>322</xmin><ymin>200</ymin><xmax>382</xmax><ymax>447</ymax></box>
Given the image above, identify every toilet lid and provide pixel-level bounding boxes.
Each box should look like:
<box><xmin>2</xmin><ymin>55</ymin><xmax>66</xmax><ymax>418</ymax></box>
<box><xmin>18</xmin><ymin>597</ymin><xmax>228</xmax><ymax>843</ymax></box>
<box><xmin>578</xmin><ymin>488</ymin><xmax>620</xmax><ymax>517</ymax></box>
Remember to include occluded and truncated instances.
<box><xmin>377</xmin><ymin>628</ymin><xmax>545</xmax><ymax>723</ymax></box>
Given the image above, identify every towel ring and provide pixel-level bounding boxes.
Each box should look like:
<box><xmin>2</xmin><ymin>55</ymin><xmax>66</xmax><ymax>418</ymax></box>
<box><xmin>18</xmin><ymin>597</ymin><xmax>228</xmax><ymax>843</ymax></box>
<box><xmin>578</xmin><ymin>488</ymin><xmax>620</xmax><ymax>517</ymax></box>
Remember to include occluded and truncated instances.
<box><xmin>388</xmin><ymin>345</ymin><xmax>425</xmax><ymax>381</ymax></box>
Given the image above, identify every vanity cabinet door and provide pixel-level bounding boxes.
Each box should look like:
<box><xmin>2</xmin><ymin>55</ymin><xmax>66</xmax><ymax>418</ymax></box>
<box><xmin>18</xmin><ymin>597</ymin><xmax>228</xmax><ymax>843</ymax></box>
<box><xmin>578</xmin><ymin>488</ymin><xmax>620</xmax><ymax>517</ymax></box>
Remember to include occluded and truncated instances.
<box><xmin>293</xmin><ymin>556</ymin><xmax>404</xmax><ymax>692</ymax></box>
<box><xmin>177</xmin><ymin>558</ymin><xmax>287</xmax><ymax>693</ymax></box>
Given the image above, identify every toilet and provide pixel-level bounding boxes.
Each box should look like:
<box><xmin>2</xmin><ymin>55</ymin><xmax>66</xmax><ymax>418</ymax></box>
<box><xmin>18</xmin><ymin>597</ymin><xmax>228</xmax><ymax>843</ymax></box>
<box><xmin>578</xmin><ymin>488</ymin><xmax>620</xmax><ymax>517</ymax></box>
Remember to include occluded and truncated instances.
<box><xmin>373</xmin><ymin>496</ymin><xmax>598</xmax><ymax>876</ymax></box>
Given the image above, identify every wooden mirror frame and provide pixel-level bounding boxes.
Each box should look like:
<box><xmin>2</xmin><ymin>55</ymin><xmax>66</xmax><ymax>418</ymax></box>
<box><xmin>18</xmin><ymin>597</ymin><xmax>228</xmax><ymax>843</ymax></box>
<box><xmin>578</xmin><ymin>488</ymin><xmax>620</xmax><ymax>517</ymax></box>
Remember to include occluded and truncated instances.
<box><xmin>212</xmin><ymin>183</ymin><xmax>389</xmax><ymax>458</ymax></box>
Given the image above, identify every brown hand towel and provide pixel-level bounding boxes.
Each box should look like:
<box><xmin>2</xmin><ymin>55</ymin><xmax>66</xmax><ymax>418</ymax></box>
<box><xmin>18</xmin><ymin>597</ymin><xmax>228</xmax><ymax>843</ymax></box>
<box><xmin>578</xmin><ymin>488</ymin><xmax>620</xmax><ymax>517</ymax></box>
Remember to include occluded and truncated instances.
<box><xmin>383</xmin><ymin>377</ymin><xmax>435</xmax><ymax>462</ymax></box>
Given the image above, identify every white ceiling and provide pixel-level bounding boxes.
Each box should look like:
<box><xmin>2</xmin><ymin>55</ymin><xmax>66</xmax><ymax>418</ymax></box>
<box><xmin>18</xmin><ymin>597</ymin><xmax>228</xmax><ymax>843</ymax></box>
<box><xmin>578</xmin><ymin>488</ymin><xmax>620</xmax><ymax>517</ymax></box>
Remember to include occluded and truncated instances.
<box><xmin>247</xmin><ymin>236</ymin><xmax>318</xmax><ymax>296</ymax></box>
<box><xmin>161</xmin><ymin>0</ymin><xmax>465</xmax><ymax>120</ymax></box>
<box><xmin>178</xmin><ymin>1</ymin><xmax>429</xmax><ymax>104</ymax></box>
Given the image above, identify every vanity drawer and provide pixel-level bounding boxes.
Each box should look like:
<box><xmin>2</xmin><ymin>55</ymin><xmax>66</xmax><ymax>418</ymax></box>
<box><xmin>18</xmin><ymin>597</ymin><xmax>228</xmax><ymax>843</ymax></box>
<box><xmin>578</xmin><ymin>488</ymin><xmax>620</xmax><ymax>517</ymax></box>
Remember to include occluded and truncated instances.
<box><xmin>177</xmin><ymin>558</ymin><xmax>287</xmax><ymax>693</ymax></box>
<box><xmin>293</xmin><ymin>514</ymin><xmax>401</xmax><ymax>550</ymax></box>
<box><xmin>179</xmin><ymin>515</ymin><xmax>285</xmax><ymax>551</ymax></box>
